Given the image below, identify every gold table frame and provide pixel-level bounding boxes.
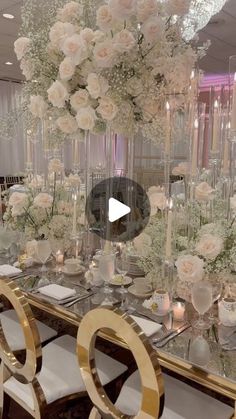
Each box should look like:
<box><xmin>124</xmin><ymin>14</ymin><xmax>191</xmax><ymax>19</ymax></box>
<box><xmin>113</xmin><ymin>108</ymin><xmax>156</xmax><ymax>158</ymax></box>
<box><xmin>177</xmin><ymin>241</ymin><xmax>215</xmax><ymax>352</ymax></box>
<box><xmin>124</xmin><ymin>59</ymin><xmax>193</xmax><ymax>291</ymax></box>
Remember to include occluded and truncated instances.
<box><xmin>25</xmin><ymin>292</ymin><xmax>236</xmax><ymax>418</ymax></box>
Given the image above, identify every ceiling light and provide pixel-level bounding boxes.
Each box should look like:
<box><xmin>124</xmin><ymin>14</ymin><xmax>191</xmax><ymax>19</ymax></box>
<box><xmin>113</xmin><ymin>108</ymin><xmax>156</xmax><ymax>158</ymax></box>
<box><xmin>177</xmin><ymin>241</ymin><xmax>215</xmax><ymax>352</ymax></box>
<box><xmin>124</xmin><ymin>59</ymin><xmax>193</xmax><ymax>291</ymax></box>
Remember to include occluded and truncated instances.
<box><xmin>3</xmin><ymin>13</ymin><xmax>15</xmax><ymax>19</ymax></box>
<box><xmin>5</xmin><ymin>62</ymin><xmax>13</xmax><ymax>65</ymax></box>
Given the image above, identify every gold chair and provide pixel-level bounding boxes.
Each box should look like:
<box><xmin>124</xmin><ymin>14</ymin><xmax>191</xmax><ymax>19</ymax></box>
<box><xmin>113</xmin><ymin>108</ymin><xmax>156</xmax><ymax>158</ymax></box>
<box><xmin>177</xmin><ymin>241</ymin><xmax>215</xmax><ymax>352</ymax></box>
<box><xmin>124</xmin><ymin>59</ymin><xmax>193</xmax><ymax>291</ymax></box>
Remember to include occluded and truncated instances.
<box><xmin>0</xmin><ymin>278</ymin><xmax>127</xmax><ymax>418</ymax></box>
<box><xmin>77</xmin><ymin>307</ymin><xmax>234</xmax><ymax>419</ymax></box>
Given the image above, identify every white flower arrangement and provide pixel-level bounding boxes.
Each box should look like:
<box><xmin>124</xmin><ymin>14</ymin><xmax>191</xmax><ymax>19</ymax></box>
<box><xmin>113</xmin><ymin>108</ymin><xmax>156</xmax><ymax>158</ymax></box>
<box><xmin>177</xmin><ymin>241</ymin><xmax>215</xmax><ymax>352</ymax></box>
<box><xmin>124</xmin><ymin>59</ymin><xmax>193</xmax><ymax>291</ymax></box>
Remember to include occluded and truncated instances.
<box><xmin>12</xmin><ymin>0</ymin><xmax>205</xmax><ymax>144</ymax></box>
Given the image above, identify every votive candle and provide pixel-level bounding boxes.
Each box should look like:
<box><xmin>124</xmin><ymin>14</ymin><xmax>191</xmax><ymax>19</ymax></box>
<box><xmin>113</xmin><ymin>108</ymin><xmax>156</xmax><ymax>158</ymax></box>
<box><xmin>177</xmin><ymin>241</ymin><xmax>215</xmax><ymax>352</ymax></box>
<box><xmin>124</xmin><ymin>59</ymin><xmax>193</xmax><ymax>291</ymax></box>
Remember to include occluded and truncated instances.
<box><xmin>173</xmin><ymin>302</ymin><xmax>185</xmax><ymax>321</ymax></box>
<box><xmin>56</xmin><ymin>250</ymin><xmax>64</xmax><ymax>264</ymax></box>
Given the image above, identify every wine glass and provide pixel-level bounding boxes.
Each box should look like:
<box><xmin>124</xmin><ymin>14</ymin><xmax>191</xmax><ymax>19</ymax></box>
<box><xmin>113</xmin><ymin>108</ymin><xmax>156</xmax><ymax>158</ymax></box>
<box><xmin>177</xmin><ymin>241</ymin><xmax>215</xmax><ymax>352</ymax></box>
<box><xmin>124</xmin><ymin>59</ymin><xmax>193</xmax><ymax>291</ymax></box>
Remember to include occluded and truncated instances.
<box><xmin>191</xmin><ymin>281</ymin><xmax>212</xmax><ymax>330</ymax></box>
<box><xmin>99</xmin><ymin>252</ymin><xmax>116</xmax><ymax>304</ymax></box>
<box><xmin>36</xmin><ymin>240</ymin><xmax>51</xmax><ymax>286</ymax></box>
<box><xmin>115</xmin><ymin>251</ymin><xmax>130</xmax><ymax>295</ymax></box>
<box><xmin>1</xmin><ymin>231</ymin><xmax>13</xmax><ymax>264</ymax></box>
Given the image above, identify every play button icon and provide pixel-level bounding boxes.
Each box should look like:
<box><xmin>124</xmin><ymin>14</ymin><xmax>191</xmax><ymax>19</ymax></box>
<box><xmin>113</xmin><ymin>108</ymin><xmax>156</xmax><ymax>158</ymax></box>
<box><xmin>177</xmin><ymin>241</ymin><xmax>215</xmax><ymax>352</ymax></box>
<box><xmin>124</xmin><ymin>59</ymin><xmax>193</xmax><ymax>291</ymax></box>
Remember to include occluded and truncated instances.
<box><xmin>108</xmin><ymin>198</ymin><xmax>131</xmax><ymax>223</ymax></box>
<box><xmin>86</xmin><ymin>177</ymin><xmax>151</xmax><ymax>242</ymax></box>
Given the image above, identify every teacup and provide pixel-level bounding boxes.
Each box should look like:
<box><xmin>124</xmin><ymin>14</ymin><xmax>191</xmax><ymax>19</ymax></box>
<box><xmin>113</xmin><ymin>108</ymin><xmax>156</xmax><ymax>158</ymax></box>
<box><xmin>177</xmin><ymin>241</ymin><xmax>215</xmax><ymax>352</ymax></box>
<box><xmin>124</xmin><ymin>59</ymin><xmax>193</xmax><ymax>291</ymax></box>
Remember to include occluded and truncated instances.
<box><xmin>153</xmin><ymin>290</ymin><xmax>170</xmax><ymax>314</ymax></box>
<box><xmin>91</xmin><ymin>267</ymin><xmax>103</xmax><ymax>286</ymax></box>
<box><xmin>133</xmin><ymin>278</ymin><xmax>152</xmax><ymax>294</ymax></box>
<box><xmin>219</xmin><ymin>298</ymin><xmax>236</xmax><ymax>326</ymax></box>
<box><xmin>64</xmin><ymin>258</ymin><xmax>81</xmax><ymax>273</ymax></box>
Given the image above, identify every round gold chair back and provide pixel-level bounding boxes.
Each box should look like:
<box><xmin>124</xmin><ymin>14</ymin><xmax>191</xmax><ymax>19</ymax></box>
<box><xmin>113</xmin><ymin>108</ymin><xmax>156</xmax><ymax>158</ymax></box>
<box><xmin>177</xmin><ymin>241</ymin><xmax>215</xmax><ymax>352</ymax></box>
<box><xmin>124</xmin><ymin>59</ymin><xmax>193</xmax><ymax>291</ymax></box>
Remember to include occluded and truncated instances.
<box><xmin>0</xmin><ymin>278</ymin><xmax>42</xmax><ymax>384</ymax></box>
<box><xmin>77</xmin><ymin>307</ymin><xmax>164</xmax><ymax>419</ymax></box>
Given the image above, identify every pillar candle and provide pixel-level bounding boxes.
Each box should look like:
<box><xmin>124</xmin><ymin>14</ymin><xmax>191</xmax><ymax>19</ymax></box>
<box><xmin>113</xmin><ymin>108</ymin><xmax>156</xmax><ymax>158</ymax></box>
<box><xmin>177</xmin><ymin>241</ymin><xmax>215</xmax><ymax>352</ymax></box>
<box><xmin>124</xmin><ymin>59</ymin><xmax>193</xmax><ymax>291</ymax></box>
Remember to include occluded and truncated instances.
<box><xmin>191</xmin><ymin>119</ymin><xmax>199</xmax><ymax>177</ymax></box>
<box><xmin>231</xmin><ymin>73</ymin><xmax>236</xmax><ymax>131</ymax></box>
<box><xmin>165</xmin><ymin>102</ymin><xmax>171</xmax><ymax>155</ymax></box>
<box><xmin>212</xmin><ymin>100</ymin><xmax>220</xmax><ymax>152</ymax></box>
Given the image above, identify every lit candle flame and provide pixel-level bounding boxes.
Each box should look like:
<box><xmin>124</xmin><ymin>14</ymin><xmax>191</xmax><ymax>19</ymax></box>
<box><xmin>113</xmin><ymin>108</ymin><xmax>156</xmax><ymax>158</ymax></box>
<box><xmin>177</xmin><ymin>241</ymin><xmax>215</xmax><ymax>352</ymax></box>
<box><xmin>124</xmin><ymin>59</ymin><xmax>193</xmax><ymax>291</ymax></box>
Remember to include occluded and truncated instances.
<box><xmin>166</xmin><ymin>102</ymin><xmax>170</xmax><ymax>111</ymax></box>
<box><xmin>190</xmin><ymin>70</ymin><xmax>195</xmax><ymax>80</ymax></box>
<box><xmin>214</xmin><ymin>100</ymin><xmax>219</xmax><ymax>109</ymax></box>
<box><xmin>194</xmin><ymin>119</ymin><xmax>199</xmax><ymax>129</ymax></box>
<box><xmin>234</xmin><ymin>72</ymin><xmax>236</xmax><ymax>82</ymax></box>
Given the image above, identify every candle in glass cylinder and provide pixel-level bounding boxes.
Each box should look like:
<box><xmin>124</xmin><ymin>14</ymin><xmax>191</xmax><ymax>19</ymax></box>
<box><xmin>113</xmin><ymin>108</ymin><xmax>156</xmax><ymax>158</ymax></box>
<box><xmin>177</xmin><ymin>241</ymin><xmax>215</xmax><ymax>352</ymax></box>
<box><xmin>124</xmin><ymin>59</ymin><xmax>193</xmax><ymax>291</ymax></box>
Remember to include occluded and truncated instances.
<box><xmin>56</xmin><ymin>250</ymin><xmax>64</xmax><ymax>264</ymax></box>
<box><xmin>165</xmin><ymin>200</ymin><xmax>173</xmax><ymax>260</ymax></box>
<box><xmin>191</xmin><ymin>119</ymin><xmax>199</xmax><ymax>177</ymax></box>
<box><xmin>165</xmin><ymin>102</ymin><xmax>171</xmax><ymax>155</ymax></box>
<box><xmin>212</xmin><ymin>100</ymin><xmax>220</xmax><ymax>152</ymax></box>
<box><xmin>223</xmin><ymin>122</ymin><xmax>230</xmax><ymax>174</ymax></box>
<box><xmin>73</xmin><ymin>138</ymin><xmax>79</xmax><ymax>167</ymax></box>
<box><xmin>231</xmin><ymin>73</ymin><xmax>236</xmax><ymax>131</ymax></box>
<box><xmin>72</xmin><ymin>193</ymin><xmax>77</xmax><ymax>236</ymax></box>
<box><xmin>26</xmin><ymin>130</ymin><xmax>32</xmax><ymax>164</ymax></box>
<box><xmin>173</xmin><ymin>302</ymin><xmax>185</xmax><ymax>321</ymax></box>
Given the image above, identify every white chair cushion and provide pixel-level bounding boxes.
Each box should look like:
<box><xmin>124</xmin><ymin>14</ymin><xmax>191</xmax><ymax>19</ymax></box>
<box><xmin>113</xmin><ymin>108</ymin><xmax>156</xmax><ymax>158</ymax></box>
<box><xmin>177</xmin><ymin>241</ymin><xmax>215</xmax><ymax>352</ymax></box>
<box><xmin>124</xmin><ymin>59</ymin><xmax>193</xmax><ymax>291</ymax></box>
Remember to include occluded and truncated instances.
<box><xmin>0</xmin><ymin>309</ymin><xmax>57</xmax><ymax>351</ymax></box>
<box><xmin>115</xmin><ymin>371</ymin><xmax>233</xmax><ymax>418</ymax></box>
<box><xmin>4</xmin><ymin>335</ymin><xmax>127</xmax><ymax>411</ymax></box>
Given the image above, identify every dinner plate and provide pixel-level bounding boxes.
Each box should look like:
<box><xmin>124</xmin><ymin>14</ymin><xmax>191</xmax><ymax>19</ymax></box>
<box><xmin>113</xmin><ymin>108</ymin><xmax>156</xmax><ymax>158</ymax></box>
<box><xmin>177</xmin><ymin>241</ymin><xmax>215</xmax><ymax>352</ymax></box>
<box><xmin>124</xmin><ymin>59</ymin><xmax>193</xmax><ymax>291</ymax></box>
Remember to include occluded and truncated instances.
<box><xmin>109</xmin><ymin>276</ymin><xmax>132</xmax><ymax>286</ymax></box>
<box><xmin>61</xmin><ymin>266</ymin><xmax>85</xmax><ymax>276</ymax></box>
<box><xmin>128</xmin><ymin>284</ymin><xmax>153</xmax><ymax>298</ymax></box>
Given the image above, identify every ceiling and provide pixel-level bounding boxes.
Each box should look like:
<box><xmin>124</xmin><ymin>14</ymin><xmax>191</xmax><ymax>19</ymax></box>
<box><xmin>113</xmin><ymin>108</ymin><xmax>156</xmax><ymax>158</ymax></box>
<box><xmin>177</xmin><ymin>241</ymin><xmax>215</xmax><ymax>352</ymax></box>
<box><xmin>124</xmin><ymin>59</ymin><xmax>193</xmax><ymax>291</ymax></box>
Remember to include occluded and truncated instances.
<box><xmin>0</xmin><ymin>0</ymin><xmax>236</xmax><ymax>82</ymax></box>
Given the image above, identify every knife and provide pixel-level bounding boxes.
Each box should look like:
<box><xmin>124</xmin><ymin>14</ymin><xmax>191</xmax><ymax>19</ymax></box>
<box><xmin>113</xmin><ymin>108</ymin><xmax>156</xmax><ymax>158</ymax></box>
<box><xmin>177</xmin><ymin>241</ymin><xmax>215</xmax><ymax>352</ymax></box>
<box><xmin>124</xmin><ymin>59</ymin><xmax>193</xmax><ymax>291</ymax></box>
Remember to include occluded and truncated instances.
<box><xmin>64</xmin><ymin>292</ymin><xmax>94</xmax><ymax>308</ymax></box>
<box><xmin>154</xmin><ymin>323</ymin><xmax>190</xmax><ymax>348</ymax></box>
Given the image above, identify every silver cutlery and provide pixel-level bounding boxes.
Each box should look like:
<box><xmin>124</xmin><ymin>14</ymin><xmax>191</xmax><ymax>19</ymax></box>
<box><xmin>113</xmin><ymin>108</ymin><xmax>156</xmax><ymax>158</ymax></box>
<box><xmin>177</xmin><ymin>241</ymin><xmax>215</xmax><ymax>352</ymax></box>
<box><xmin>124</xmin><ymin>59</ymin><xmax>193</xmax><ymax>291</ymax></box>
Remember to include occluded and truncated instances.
<box><xmin>64</xmin><ymin>292</ymin><xmax>94</xmax><ymax>308</ymax></box>
<box><xmin>154</xmin><ymin>323</ymin><xmax>190</xmax><ymax>348</ymax></box>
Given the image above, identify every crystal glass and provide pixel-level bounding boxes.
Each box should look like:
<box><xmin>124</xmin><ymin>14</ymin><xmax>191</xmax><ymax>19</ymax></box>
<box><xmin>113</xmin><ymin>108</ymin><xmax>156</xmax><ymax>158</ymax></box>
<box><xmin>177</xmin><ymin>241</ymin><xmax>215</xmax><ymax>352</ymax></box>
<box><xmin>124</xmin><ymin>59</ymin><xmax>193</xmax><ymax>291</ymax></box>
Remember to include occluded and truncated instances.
<box><xmin>36</xmin><ymin>240</ymin><xmax>51</xmax><ymax>286</ymax></box>
<box><xmin>99</xmin><ymin>252</ymin><xmax>116</xmax><ymax>304</ymax></box>
<box><xmin>191</xmin><ymin>281</ymin><xmax>213</xmax><ymax>330</ymax></box>
<box><xmin>115</xmin><ymin>250</ymin><xmax>130</xmax><ymax>295</ymax></box>
<box><xmin>1</xmin><ymin>231</ymin><xmax>13</xmax><ymax>263</ymax></box>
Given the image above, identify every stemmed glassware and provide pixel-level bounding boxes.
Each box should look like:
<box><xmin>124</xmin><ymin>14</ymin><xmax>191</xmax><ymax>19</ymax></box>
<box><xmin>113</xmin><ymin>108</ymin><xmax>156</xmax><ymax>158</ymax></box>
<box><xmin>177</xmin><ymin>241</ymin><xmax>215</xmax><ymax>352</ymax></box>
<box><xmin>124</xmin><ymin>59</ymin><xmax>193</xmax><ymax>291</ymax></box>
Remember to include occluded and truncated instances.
<box><xmin>115</xmin><ymin>250</ymin><xmax>130</xmax><ymax>295</ymax></box>
<box><xmin>191</xmin><ymin>281</ymin><xmax>213</xmax><ymax>330</ymax></box>
<box><xmin>1</xmin><ymin>230</ymin><xmax>13</xmax><ymax>264</ymax></box>
<box><xmin>99</xmin><ymin>252</ymin><xmax>116</xmax><ymax>304</ymax></box>
<box><xmin>36</xmin><ymin>240</ymin><xmax>51</xmax><ymax>286</ymax></box>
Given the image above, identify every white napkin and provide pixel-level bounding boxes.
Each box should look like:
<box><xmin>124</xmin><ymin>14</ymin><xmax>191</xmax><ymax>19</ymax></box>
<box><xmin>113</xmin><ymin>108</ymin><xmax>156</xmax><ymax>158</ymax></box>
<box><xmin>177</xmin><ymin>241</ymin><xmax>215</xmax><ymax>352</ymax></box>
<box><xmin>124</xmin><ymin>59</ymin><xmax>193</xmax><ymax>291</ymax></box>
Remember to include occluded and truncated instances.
<box><xmin>0</xmin><ymin>265</ymin><xmax>22</xmax><ymax>277</ymax></box>
<box><xmin>38</xmin><ymin>284</ymin><xmax>76</xmax><ymax>301</ymax></box>
<box><xmin>130</xmin><ymin>315</ymin><xmax>162</xmax><ymax>337</ymax></box>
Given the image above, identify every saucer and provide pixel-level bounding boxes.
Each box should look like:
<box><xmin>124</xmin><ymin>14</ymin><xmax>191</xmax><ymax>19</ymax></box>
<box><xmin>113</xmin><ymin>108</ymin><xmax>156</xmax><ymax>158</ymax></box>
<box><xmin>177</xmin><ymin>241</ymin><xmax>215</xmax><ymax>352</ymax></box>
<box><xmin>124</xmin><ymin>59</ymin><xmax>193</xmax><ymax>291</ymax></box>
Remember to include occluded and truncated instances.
<box><xmin>128</xmin><ymin>285</ymin><xmax>153</xmax><ymax>298</ymax></box>
<box><xmin>109</xmin><ymin>276</ymin><xmax>132</xmax><ymax>286</ymax></box>
<box><xmin>62</xmin><ymin>266</ymin><xmax>85</xmax><ymax>276</ymax></box>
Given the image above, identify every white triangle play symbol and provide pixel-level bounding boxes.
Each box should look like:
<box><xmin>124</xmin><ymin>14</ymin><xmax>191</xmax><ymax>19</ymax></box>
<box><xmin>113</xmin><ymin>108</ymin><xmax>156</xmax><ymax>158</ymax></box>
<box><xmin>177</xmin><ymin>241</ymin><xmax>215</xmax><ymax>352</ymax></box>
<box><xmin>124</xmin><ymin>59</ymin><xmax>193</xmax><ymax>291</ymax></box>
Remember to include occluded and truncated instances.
<box><xmin>108</xmin><ymin>198</ymin><xmax>131</xmax><ymax>223</ymax></box>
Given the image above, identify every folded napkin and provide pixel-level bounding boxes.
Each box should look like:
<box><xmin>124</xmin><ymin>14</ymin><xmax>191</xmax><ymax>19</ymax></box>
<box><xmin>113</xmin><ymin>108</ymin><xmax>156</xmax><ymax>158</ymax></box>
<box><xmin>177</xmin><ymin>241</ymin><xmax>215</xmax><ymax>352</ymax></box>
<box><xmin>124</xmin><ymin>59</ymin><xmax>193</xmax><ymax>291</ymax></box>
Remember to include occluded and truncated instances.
<box><xmin>38</xmin><ymin>284</ymin><xmax>76</xmax><ymax>301</ymax></box>
<box><xmin>0</xmin><ymin>265</ymin><xmax>22</xmax><ymax>277</ymax></box>
<box><xmin>130</xmin><ymin>315</ymin><xmax>162</xmax><ymax>337</ymax></box>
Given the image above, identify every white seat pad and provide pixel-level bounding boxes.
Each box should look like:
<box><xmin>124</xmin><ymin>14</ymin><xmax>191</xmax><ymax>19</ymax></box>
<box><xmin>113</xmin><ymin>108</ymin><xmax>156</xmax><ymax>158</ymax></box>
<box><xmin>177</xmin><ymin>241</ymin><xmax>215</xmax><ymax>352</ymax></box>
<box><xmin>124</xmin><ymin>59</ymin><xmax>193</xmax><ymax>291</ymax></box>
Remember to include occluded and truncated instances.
<box><xmin>115</xmin><ymin>371</ymin><xmax>233</xmax><ymax>418</ymax></box>
<box><xmin>4</xmin><ymin>335</ymin><xmax>127</xmax><ymax>410</ymax></box>
<box><xmin>0</xmin><ymin>309</ymin><xmax>57</xmax><ymax>351</ymax></box>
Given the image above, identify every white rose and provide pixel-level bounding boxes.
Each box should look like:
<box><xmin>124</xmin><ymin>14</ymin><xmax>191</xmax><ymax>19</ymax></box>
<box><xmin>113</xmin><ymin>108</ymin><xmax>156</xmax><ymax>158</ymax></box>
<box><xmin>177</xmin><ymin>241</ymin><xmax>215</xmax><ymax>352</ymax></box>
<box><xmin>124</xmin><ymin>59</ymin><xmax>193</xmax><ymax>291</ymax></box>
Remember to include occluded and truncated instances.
<box><xmin>126</xmin><ymin>77</ymin><xmax>143</xmax><ymax>96</ymax></box>
<box><xmin>113</xmin><ymin>29</ymin><xmax>136</xmax><ymax>53</ymax></box>
<box><xmin>195</xmin><ymin>182</ymin><xmax>214</xmax><ymax>202</ymax></box>
<box><xmin>93</xmin><ymin>41</ymin><xmax>115</xmax><ymax>68</ymax></box>
<box><xmin>92</xmin><ymin>30</ymin><xmax>106</xmax><ymax>43</ymax></box>
<box><xmin>96</xmin><ymin>5</ymin><xmax>114</xmax><ymax>31</ymax></box>
<box><xmin>80</xmin><ymin>28</ymin><xmax>95</xmax><ymax>44</ymax></box>
<box><xmin>149</xmin><ymin>192</ymin><xmax>167</xmax><ymax>214</ymax></box>
<box><xmin>141</xmin><ymin>16</ymin><xmax>164</xmax><ymax>44</ymax></box>
<box><xmin>148</xmin><ymin>185</ymin><xmax>164</xmax><ymax>196</ymax></box>
<box><xmin>65</xmin><ymin>174</ymin><xmax>81</xmax><ymax>188</ymax></box>
<box><xmin>165</xmin><ymin>0</ymin><xmax>190</xmax><ymax>16</ymax></box>
<box><xmin>176</xmin><ymin>255</ymin><xmax>204</xmax><ymax>283</ymax></box>
<box><xmin>49</xmin><ymin>22</ymin><xmax>75</xmax><ymax>48</ymax></box>
<box><xmin>133</xmin><ymin>232</ymin><xmax>152</xmax><ymax>257</ymax></box>
<box><xmin>29</xmin><ymin>175</ymin><xmax>44</xmax><ymax>189</ymax></box>
<box><xmin>12</xmin><ymin>205</ymin><xmax>25</xmax><ymax>217</ymax></box>
<box><xmin>57</xmin><ymin>1</ymin><xmax>83</xmax><ymax>22</ymax></box>
<box><xmin>56</xmin><ymin>114</ymin><xmax>78</xmax><ymax>134</ymax></box>
<box><xmin>34</xmin><ymin>193</ymin><xmax>53</xmax><ymax>209</ymax></box>
<box><xmin>62</xmin><ymin>34</ymin><xmax>88</xmax><ymax>65</ymax></box>
<box><xmin>20</xmin><ymin>58</ymin><xmax>34</xmax><ymax>80</ymax></box>
<box><xmin>29</xmin><ymin>95</ymin><xmax>48</xmax><ymax>119</ymax></box>
<box><xmin>172</xmin><ymin>162</ymin><xmax>190</xmax><ymax>176</ymax></box>
<box><xmin>108</xmin><ymin>0</ymin><xmax>137</xmax><ymax>19</ymax></box>
<box><xmin>141</xmin><ymin>97</ymin><xmax>159</xmax><ymax>118</ymax></box>
<box><xmin>48</xmin><ymin>159</ymin><xmax>64</xmax><ymax>174</ymax></box>
<box><xmin>14</xmin><ymin>37</ymin><xmax>30</xmax><ymax>60</ymax></box>
<box><xmin>230</xmin><ymin>195</ymin><xmax>236</xmax><ymax>212</ymax></box>
<box><xmin>59</xmin><ymin>57</ymin><xmax>76</xmax><ymax>81</ymax></box>
<box><xmin>196</xmin><ymin>234</ymin><xmax>223</xmax><ymax>260</ymax></box>
<box><xmin>76</xmin><ymin>106</ymin><xmax>97</xmax><ymax>130</ymax></box>
<box><xmin>137</xmin><ymin>0</ymin><xmax>159</xmax><ymax>22</ymax></box>
<box><xmin>47</xmin><ymin>80</ymin><xmax>68</xmax><ymax>108</ymax></box>
<box><xmin>86</xmin><ymin>73</ymin><xmax>109</xmax><ymax>99</ymax></box>
<box><xmin>70</xmin><ymin>89</ymin><xmax>89</xmax><ymax>111</ymax></box>
<box><xmin>97</xmin><ymin>96</ymin><xmax>118</xmax><ymax>121</ymax></box>
<box><xmin>9</xmin><ymin>192</ymin><xmax>28</xmax><ymax>208</ymax></box>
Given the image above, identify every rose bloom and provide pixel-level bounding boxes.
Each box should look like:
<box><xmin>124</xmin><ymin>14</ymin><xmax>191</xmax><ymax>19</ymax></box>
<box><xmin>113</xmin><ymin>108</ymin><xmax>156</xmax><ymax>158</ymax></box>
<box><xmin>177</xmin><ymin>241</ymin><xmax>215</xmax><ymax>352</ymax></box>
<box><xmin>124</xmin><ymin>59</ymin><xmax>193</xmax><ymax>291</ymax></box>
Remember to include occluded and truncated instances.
<box><xmin>165</xmin><ymin>0</ymin><xmax>190</xmax><ymax>16</ymax></box>
<box><xmin>149</xmin><ymin>192</ymin><xmax>167</xmax><ymax>214</ymax></box>
<box><xmin>148</xmin><ymin>185</ymin><xmax>164</xmax><ymax>196</ymax></box>
<box><xmin>57</xmin><ymin>1</ymin><xmax>83</xmax><ymax>22</ymax></box>
<box><xmin>14</xmin><ymin>37</ymin><xmax>30</xmax><ymax>60</ymax></box>
<box><xmin>65</xmin><ymin>174</ymin><xmax>81</xmax><ymax>188</ymax></box>
<box><xmin>62</xmin><ymin>34</ymin><xmax>88</xmax><ymax>65</ymax></box>
<box><xmin>49</xmin><ymin>22</ymin><xmax>75</xmax><ymax>48</ymax></box>
<box><xmin>56</xmin><ymin>114</ymin><xmax>78</xmax><ymax>134</ymax></box>
<box><xmin>195</xmin><ymin>182</ymin><xmax>214</xmax><ymax>202</ymax></box>
<box><xmin>59</xmin><ymin>57</ymin><xmax>76</xmax><ymax>81</ymax></box>
<box><xmin>29</xmin><ymin>95</ymin><xmax>48</xmax><ymax>119</ymax></box>
<box><xmin>137</xmin><ymin>0</ymin><xmax>159</xmax><ymax>22</ymax></box>
<box><xmin>20</xmin><ymin>58</ymin><xmax>34</xmax><ymax>81</ymax></box>
<box><xmin>9</xmin><ymin>192</ymin><xmax>28</xmax><ymax>208</ymax></box>
<box><xmin>196</xmin><ymin>234</ymin><xmax>223</xmax><ymax>261</ymax></box>
<box><xmin>230</xmin><ymin>195</ymin><xmax>236</xmax><ymax>212</ymax></box>
<box><xmin>126</xmin><ymin>77</ymin><xmax>143</xmax><ymax>96</ymax></box>
<box><xmin>141</xmin><ymin>97</ymin><xmax>160</xmax><ymax>118</ymax></box>
<box><xmin>113</xmin><ymin>29</ymin><xmax>136</xmax><ymax>53</ymax></box>
<box><xmin>96</xmin><ymin>5</ymin><xmax>114</xmax><ymax>31</ymax></box>
<box><xmin>29</xmin><ymin>175</ymin><xmax>44</xmax><ymax>189</ymax></box>
<box><xmin>141</xmin><ymin>16</ymin><xmax>164</xmax><ymax>44</ymax></box>
<box><xmin>93</xmin><ymin>40</ymin><xmax>115</xmax><ymax>68</ymax></box>
<box><xmin>133</xmin><ymin>232</ymin><xmax>152</xmax><ymax>257</ymax></box>
<box><xmin>172</xmin><ymin>162</ymin><xmax>190</xmax><ymax>177</ymax></box>
<box><xmin>34</xmin><ymin>193</ymin><xmax>53</xmax><ymax>209</ymax></box>
<box><xmin>48</xmin><ymin>159</ymin><xmax>64</xmax><ymax>174</ymax></box>
<box><xmin>176</xmin><ymin>255</ymin><xmax>204</xmax><ymax>283</ymax></box>
<box><xmin>86</xmin><ymin>73</ymin><xmax>109</xmax><ymax>99</ymax></box>
<box><xmin>97</xmin><ymin>96</ymin><xmax>118</xmax><ymax>121</ymax></box>
<box><xmin>47</xmin><ymin>80</ymin><xmax>68</xmax><ymax>108</ymax></box>
<box><xmin>80</xmin><ymin>28</ymin><xmax>95</xmax><ymax>45</ymax></box>
<box><xmin>70</xmin><ymin>89</ymin><xmax>89</xmax><ymax>111</ymax></box>
<box><xmin>76</xmin><ymin>106</ymin><xmax>97</xmax><ymax>130</ymax></box>
<box><xmin>108</xmin><ymin>0</ymin><xmax>137</xmax><ymax>20</ymax></box>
